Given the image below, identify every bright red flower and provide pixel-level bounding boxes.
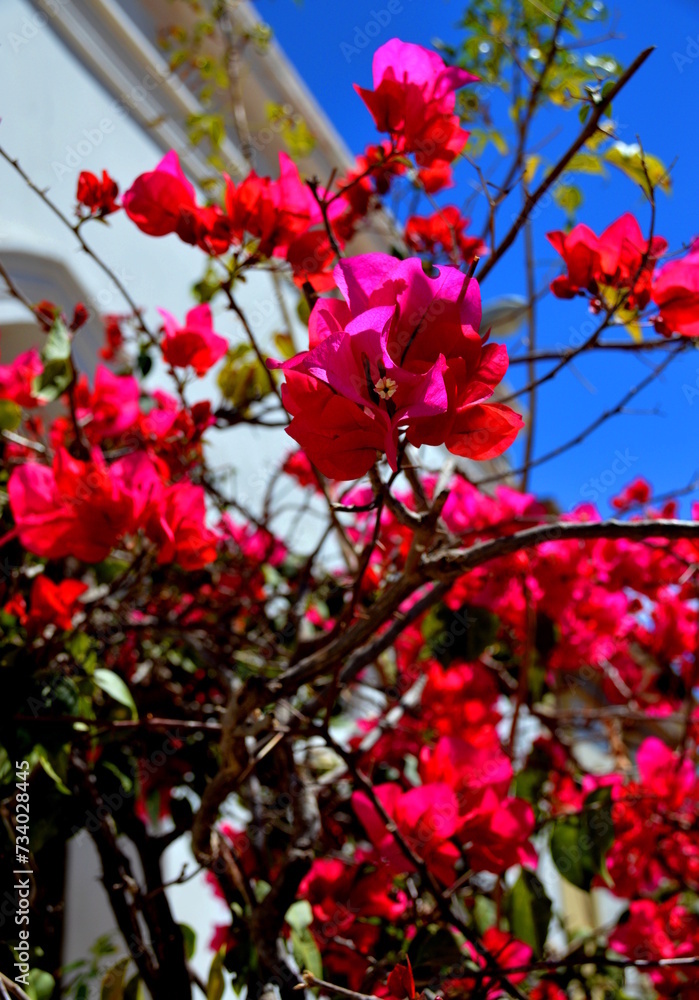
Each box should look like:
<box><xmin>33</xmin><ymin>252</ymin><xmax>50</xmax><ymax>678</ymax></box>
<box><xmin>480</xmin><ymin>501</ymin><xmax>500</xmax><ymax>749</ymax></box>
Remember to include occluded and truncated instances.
<box><xmin>610</xmin><ymin>476</ymin><xmax>651</xmax><ymax>511</ymax></box>
<box><xmin>100</xmin><ymin>314</ymin><xmax>126</xmax><ymax>361</ymax></box>
<box><xmin>76</xmin><ymin>170</ymin><xmax>120</xmax><ymax>217</ymax></box>
<box><xmin>281</xmin><ymin>449</ymin><xmax>319</xmax><ymax>490</ymax></box>
<box><xmin>70</xmin><ymin>302</ymin><xmax>89</xmax><ymax>331</ymax></box>
<box><xmin>386</xmin><ymin>959</ymin><xmax>415</xmax><ymax>1000</ymax></box>
<box><xmin>335</xmin><ymin>141</ymin><xmax>406</xmax><ymax>236</ymax></box>
<box><xmin>605</xmin><ymin>737</ymin><xmax>699</xmax><ymax>897</ymax></box>
<box><xmin>123</xmin><ymin>151</ymin><xmax>230</xmax><ymax>254</ymax></box>
<box><xmin>405</xmin><ymin>206</ymin><xmax>487</xmax><ymax>265</ymax></box>
<box><xmin>2</xmin><ymin>593</ymin><xmax>27</xmax><ymax>624</ymax></box>
<box><xmin>547</xmin><ymin>213</ymin><xmax>667</xmax><ymax>307</ymax></box>
<box><xmin>443</xmin><ymin>928</ymin><xmax>532</xmax><ymax>999</ymax></box>
<box><xmin>146</xmin><ymin>480</ymin><xmax>219</xmax><ymax>571</ymax></box>
<box><xmin>652</xmin><ymin>237</ymin><xmax>699</xmax><ymax>337</ymax></box>
<box><xmin>286</xmin><ymin>229</ymin><xmax>337</xmax><ymax>292</ymax></box>
<box><xmin>122</xmin><ymin>150</ymin><xmax>197</xmax><ymax>235</ymax></box>
<box><xmin>529</xmin><ymin>984</ymin><xmax>568</xmax><ymax>1000</ymax></box>
<box><xmin>27</xmin><ymin>576</ymin><xmax>88</xmax><ymax>631</ymax></box>
<box><xmin>457</xmin><ymin>790</ymin><xmax>536</xmax><ymax>873</ymax></box>
<box><xmin>278</xmin><ymin>369</ymin><xmax>388</xmax><ymax>480</ymax></box>
<box><xmin>225</xmin><ymin>152</ymin><xmax>316</xmax><ymax>257</ymax></box>
<box><xmin>158</xmin><ymin>304</ymin><xmax>228</xmax><ymax>376</ymax></box>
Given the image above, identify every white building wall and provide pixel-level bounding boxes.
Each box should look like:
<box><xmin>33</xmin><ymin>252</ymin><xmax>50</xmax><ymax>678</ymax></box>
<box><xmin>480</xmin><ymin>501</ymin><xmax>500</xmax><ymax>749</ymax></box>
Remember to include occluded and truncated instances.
<box><xmin>0</xmin><ymin>0</ymin><xmax>318</xmax><ymax>988</ymax></box>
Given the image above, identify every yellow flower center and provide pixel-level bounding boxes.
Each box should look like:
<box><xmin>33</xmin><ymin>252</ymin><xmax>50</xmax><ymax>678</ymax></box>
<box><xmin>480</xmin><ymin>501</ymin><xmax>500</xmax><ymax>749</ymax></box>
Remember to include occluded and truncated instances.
<box><xmin>374</xmin><ymin>376</ymin><xmax>397</xmax><ymax>400</ymax></box>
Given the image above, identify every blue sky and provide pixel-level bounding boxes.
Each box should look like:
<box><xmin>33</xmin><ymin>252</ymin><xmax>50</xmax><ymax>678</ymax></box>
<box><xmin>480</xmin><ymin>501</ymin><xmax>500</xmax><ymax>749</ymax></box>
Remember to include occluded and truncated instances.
<box><xmin>255</xmin><ymin>0</ymin><xmax>699</xmax><ymax>515</ymax></box>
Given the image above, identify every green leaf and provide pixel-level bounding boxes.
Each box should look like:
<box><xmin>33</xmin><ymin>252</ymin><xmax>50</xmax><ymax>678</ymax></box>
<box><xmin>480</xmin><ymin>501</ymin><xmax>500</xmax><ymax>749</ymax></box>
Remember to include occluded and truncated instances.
<box><xmin>553</xmin><ymin>183</ymin><xmax>583</xmax><ymax>217</ymax></box>
<box><xmin>180</xmin><ymin>923</ymin><xmax>197</xmax><ymax>961</ymax></box>
<box><xmin>423</xmin><ymin>603</ymin><xmax>498</xmax><ymax>666</ymax></box>
<box><xmin>408</xmin><ymin>927</ymin><xmax>463</xmax><ymax>976</ymax></box>
<box><xmin>566</xmin><ymin>151</ymin><xmax>606</xmax><ymax>176</ymax></box>
<box><xmin>93</xmin><ymin>669</ymin><xmax>138</xmax><ymax>719</ymax></box>
<box><xmin>123</xmin><ymin>974</ymin><xmax>142</xmax><ymax>1000</ymax></box>
<box><xmin>217</xmin><ymin>345</ymin><xmax>273</xmax><ymax>411</ymax></box>
<box><xmin>26</xmin><ymin>969</ymin><xmax>55</xmax><ymax>1000</ymax></box>
<box><xmin>296</xmin><ymin>296</ymin><xmax>311</xmax><ymax>326</ymax></box>
<box><xmin>38</xmin><ymin>752</ymin><xmax>70</xmax><ymax>795</ymax></box>
<box><xmin>42</xmin><ymin>320</ymin><xmax>72</xmax><ymax>362</ymax></box>
<box><xmin>207</xmin><ymin>947</ymin><xmax>227</xmax><ymax>1000</ymax></box>
<box><xmin>137</xmin><ymin>351</ymin><xmax>152</xmax><ymax>377</ymax></box>
<box><xmin>0</xmin><ymin>399</ymin><xmax>22</xmax><ymax>431</ymax></box>
<box><xmin>473</xmin><ymin>894</ymin><xmax>497</xmax><ymax>935</ymax></box>
<box><xmin>550</xmin><ymin>786</ymin><xmax>614</xmax><ymax>890</ymax></box>
<box><xmin>290</xmin><ymin>926</ymin><xmax>322</xmax><ymax>980</ymax></box>
<box><xmin>507</xmin><ymin>870</ymin><xmax>551</xmax><ymax>958</ymax></box>
<box><xmin>101</xmin><ymin>957</ymin><xmax>130</xmax><ymax>1000</ymax></box>
<box><xmin>551</xmin><ymin>815</ymin><xmax>588</xmax><ymax>888</ymax></box>
<box><xmin>285</xmin><ymin>900</ymin><xmax>313</xmax><ymax>932</ymax></box>
<box><xmin>273</xmin><ymin>332</ymin><xmax>296</xmax><ymax>361</ymax></box>
<box><xmin>34</xmin><ymin>358</ymin><xmax>73</xmax><ymax>402</ymax></box>
<box><xmin>35</xmin><ymin>321</ymin><xmax>74</xmax><ymax>401</ymax></box>
<box><xmin>523</xmin><ymin>154</ymin><xmax>541</xmax><ymax>186</ymax></box>
<box><xmin>604</xmin><ymin>143</ymin><xmax>672</xmax><ymax>196</ymax></box>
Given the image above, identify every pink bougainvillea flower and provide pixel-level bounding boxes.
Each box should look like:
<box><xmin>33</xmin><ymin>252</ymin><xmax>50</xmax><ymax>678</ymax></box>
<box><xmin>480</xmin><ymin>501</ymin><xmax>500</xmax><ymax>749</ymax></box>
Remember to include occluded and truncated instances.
<box><xmin>74</xmin><ymin>365</ymin><xmax>140</xmax><ymax>440</ymax></box>
<box><xmin>547</xmin><ymin>213</ymin><xmax>667</xmax><ymax>307</ymax></box>
<box><xmin>272</xmin><ymin>304</ymin><xmax>450</xmax><ymax>471</ymax></box>
<box><xmin>419</xmin><ymin>735</ymin><xmax>513</xmax><ymax>813</ymax></box>
<box><xmin>8</xmin><ymin>448</ymin><xmax>159</xmax><ymax>563</ymax></box>
<box><xmin>652</xmin><ymin>237</ymin><xmax>699</xmax><ymax>337</ymax></box>
<box><xmin>158</xmin><ymin>304</ymin><xmax>228</xmax><ymax>376</ymax></box>
<box><xmin>355</xmin><ymin>39</ymin><xmax>477</xmax><ymax>190</ymax></box>
<box><xmin>610</xmin><ymin>897</ymin><xmax>699</xmax><ymax>999</ymax></box>
<box><xmin>602</xmin><ymin>736</ymin><xmax>699</xmax><ymax>897</ymax></box>
<box><xmin>271</xmin><ymin>252</ymin><xmax>521</xmax><ymax>477</ymax></box>
<box><xmin>0</xmin><ymin>348</ymin><xmax>44</xmax><ymax>408</ymax></box>
<box><xmin>458</xmin><ymin>789</ymin><xmax>537</xmax><ymax>873</ymax></box>
<box><xmin>297</xmin><ymin>855</ymin><xmax>408</xmax><ymax>982</ymax></box>
<box><xmin>27</xmin><ymin>576</ymin><xmax>88</xmax><ymax>631</ymax></box>
<box><xmin>76</xmin><ymin>169</ymin><xmax>120</xmax><ymax>217</ymax></box>
<box><xmin>353</xmin><ymin>782</ymin><xmax>461</xmax><ymax>886</ymax></box>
